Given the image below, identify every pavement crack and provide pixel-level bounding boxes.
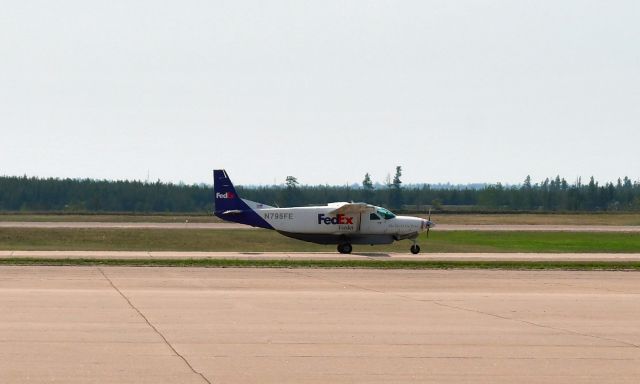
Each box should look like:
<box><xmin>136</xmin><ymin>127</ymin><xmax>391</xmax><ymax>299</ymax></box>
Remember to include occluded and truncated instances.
<box><xmin>286</xmin><ymin>269</ymin><xmax>386</xmax><ymax>295</ymax></box>
<box><xmin>544</xmin><ymin>280</ymin><xmax>639</xmax><ymax>295</ymax></box>
<box><xmin>98</xmin><ymin>267</ymin><xmax>213</xmax><ymax>384</ymax></box>
<box><xmin>391</xmin><ymin>288</ymin><xmax>640</xmax><ymax>349</ymax></box>
<box><xmin>290</xmin><ymin>270</ymin><xmax>640</xmax><ymax>349</ymax></box>
<box><xmin>429</xmin><ymin>300</ymin><xmax>640</xmax><ymax>349</ymax></box>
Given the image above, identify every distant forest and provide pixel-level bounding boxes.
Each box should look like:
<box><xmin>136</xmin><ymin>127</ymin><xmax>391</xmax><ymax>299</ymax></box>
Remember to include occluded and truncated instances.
<box><xmin>1</xmin><ymin>175</ymin><xmax>640</xmax><ymax>213</ymax></box>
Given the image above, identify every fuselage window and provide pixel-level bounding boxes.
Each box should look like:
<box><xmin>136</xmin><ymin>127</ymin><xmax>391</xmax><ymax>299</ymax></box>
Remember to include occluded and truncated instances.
<box><xmin>369</xmin><ymin>213</ymin><xmax>381</xmax><ymax>220</ymax></box>
<box><xmin>377</xmin><ymin>208</ymin><xmax>396</xmax><ymax>220</ymax></box>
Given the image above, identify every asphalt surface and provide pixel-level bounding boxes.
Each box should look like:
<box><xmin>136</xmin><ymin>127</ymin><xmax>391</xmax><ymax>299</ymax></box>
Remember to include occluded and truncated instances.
<box><xmin>1</xmin><ymin>266</ymin><xmax>639</xmax><ymax>383</ymax></box>
<box><xmin>2</xmin><ymin>221</ymin><xmax>640</xmax><ymax>232</ymax></box>
<box><xmin>2</xmin><ymin>250</ymin><xmax>640</xmax><ymax>261</ymax></box>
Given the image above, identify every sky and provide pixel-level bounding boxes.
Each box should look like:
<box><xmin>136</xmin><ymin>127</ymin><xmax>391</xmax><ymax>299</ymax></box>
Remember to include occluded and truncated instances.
<box><xmin>1</xmin><ymin>1</ymin><xmax>639</xmax><ymax>186</ymax></box>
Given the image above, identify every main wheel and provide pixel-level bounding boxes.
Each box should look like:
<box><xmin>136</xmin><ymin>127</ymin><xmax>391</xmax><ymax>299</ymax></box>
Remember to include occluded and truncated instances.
<box><xmin>410</xmin><ymin>244</ymin><xmax>420</xmax><ymax>254</ymax></box>
<box><xmin>337</xmin><ymin>243</ymin><xmax>352</xmax><ymax>254</ymax></box>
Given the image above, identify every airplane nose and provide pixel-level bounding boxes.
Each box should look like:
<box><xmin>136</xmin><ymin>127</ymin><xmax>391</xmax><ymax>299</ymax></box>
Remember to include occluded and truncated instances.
<box><xmin>422</xmin><ymin>219</ymin><xmax>435</xmax><ymax>231</ymax></box>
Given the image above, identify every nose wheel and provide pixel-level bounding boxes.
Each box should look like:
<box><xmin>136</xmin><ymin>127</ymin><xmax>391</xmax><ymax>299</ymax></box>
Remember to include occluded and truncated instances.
<box><xmin>337</xmin><ymin>243</ymin><xmax>353</xmax><ymax>254</ymax></box>
<box><xmin>410</xmin><ymin>244</ymin><xmax>421</xmax><ymax>254</ymax></box>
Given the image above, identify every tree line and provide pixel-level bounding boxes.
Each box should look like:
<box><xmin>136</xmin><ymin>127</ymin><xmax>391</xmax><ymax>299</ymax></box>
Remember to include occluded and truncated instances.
<box><xmin>1</xmin><ymin>174</ymin><xmax>639</xmax><ymax>213</ymax></box>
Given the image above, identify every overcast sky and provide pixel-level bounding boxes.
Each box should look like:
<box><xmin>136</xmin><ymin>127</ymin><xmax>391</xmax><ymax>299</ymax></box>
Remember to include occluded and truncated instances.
<box><xmin>1</xmin><ymin>1</ymin><xmax>638</xmax><ymax>186</ymax></box>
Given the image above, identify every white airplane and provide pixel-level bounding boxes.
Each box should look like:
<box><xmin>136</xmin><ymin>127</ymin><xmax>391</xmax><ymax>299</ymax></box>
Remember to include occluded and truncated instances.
<box><xmin>213</xmin><ymin>170</ymin><xmax>435</xmax><ymax>254</ymax></box>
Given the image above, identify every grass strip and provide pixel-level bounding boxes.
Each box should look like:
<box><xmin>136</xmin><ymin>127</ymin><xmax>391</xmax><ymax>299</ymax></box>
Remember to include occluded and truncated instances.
<box><xmin>1</xmin><ymin>258</ymin><xmax>640</xmax><ymax>270</ymax></box>
<box><xmin>2</xmin><ymin>228</ymin><xmax>640</xmax><ymax>253</ymax></box>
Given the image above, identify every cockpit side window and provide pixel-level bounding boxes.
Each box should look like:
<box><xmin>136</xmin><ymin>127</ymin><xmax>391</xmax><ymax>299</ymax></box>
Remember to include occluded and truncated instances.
<box><xmin>376</xmin><ymin>208</ymin><xmax>396</xmax><ymax>220</ymax></box>
<box><xmin>369</xmin><ymin>213</ymin><xmax>381</xmax><ymax>220</ymax></box>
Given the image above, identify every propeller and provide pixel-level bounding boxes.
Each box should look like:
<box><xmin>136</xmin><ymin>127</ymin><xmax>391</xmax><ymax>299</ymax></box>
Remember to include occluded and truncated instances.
<box><xmin>426</xmin><ymin>208</ymin><xmax>434</xmax><ymax>238</ymax></box>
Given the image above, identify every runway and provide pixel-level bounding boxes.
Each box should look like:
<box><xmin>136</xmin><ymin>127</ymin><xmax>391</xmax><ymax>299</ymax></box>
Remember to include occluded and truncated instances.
<box><xmin>0</xmin><ymin>221</ymin><xmax>254</xmax><ymax>229</ymax></box>
<box><xmin>1</xmin><ymin>266</ymin><xmax>639</xmax><ymax>383</ymax></box>
<box><xmin>2</xmin><ymin>250</ymin><xmax>640</xmax><ymax>262</ymax></box>
<box><xmin>2</xmin><ymin>221</ymin><xmax>640</xmax><ymax>232</ymax></box>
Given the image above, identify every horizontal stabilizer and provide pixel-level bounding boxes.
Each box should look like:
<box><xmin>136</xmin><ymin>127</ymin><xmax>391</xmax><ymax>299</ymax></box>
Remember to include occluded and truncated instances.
<box><xmin>243</xmin><ymin>199</ymin><xmax>274</xmax><ymax>210</ymax></box>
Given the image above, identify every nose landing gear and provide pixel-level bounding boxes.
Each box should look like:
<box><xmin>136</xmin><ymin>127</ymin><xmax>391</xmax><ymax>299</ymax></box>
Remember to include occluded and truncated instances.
<box><xmin>410</xmin><ymin>244</ymin><xmax>421</xmax><ymax>254</ymax></box>
<box><xmin>337</xmin><ymin>243</ymin><xmax>353</xmax><ymax>254</ymax></box>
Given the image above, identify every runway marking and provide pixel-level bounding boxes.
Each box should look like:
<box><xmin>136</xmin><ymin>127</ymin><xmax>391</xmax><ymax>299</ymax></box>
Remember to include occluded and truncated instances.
<box><xmin>97</xmin><ymin>267</ymin><xmax>213</xmax><ymax>384</ymax></box>
<box><xmin>289</xmin><ymin>270</ymin><xmax>640</xmax><ymax>350</ymax></box>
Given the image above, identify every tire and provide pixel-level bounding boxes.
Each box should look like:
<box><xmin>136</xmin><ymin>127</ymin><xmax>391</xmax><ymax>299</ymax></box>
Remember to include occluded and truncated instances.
<box><xmin>338</xmin><ymin>243</ymin><xmax>352</xmax><ymax>254</ymax></box>
<box><xmin>410</xmin><ymin>244</ymin><xmax>420</xmax><ymax>254</ymax></box>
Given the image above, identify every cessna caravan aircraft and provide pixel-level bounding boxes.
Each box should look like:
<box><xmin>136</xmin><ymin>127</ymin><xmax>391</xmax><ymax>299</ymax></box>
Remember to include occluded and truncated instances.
<box><xmin>213</xmin><ymin>170</ymin><xmax>434</xmax><ymax>254</ymax></box>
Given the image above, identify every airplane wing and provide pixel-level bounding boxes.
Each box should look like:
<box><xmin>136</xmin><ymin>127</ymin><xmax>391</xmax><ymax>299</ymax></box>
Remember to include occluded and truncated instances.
<box><xmin>329</xmin><ymin>202</ymin><xmax>376</xmax><ymax>215</ymax></box>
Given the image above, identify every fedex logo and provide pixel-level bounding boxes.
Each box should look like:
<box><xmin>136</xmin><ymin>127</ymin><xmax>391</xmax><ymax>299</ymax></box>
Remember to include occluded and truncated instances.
<box><xmin>318</xmin><ymin>213</ymin><xmax>354</xmax><ymax>225</ymax></box>
<box><xmin>216</xmin><ymin>192</ymin><xmax>235</xmax><ymax>199</ymax></box>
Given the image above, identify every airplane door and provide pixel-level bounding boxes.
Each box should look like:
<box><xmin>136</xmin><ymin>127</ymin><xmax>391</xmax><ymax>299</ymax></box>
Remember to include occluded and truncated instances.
<box><xmin>361</xmin><ymin>212</ymin><xmax>384</xmax><ymax>234</ymax></box>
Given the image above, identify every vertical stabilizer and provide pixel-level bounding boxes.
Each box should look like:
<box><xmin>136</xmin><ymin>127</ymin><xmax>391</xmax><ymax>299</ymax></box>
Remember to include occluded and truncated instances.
<box><xmin>213</xmin><ymin>170</ymin><xmax>273</xmax><ymax>229</ymax></box>
<box><xmin>214</xmin><ymin>169</ymin><xmax>244</xmax><ymax>213</ymax></box>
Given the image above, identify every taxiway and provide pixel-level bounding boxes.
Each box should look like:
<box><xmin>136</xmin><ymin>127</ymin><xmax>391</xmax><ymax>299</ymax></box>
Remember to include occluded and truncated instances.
<box><xmin>2</xmin><ymin>250</ymin><xmax>640</xmax><ymax>262</ymax></box>
<box><xmin>1</xmin><ymin>266</ymin><xmax>639</xmax><ymax>383</ymax></box>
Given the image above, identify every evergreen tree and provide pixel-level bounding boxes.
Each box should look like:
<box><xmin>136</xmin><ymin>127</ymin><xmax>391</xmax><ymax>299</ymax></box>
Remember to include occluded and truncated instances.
<box><xmin>392</xmin><ymin>166</ymin><xmax>402</xmax><ymax>189</ymax></box>
<box><xmin>362</xmin><ymin>173</ymin><xmax>373</xmax><ymax>190</ymax></box>
<box><xmin>285</xmin><ymin>176</ymin><xmax>299</xmax><ymax>188</ymax></box>
<box><xmin>282</xmin><ymin>176</ymin><xmax>300</xmax><ymax>206</ymax></box>
<box><xmin>2</xmin><ymin>173</ymin><xmax>640</xmax><ymax>213</ymax></box>
<box><xmin>389</xmin><ymin>166</ymin><xmax>403</xmax><ymax>209</ymax></box>
<box><xmin>362</xmin><ymin>172</ymin><xmax>374</xmax><ymax>203</ymax></box>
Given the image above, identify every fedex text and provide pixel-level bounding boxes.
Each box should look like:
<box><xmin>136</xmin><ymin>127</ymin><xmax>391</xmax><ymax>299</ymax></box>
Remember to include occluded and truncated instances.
<box><xmin>317</xmin><ymin>213</ymin><xmax>354</xmax><ymax>225</ymax></box>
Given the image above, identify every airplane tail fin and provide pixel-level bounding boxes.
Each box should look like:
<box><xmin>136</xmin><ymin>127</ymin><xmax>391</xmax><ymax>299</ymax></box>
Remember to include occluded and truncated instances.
<box><xmin>213</xmin><ymin>169</ymin><xmax>244</xmax><ymax>213</ymax></box>
<box><xmin>213</xmin><ymin>170</ymin><xmax>273</xmax><ymax>229</ymax></box>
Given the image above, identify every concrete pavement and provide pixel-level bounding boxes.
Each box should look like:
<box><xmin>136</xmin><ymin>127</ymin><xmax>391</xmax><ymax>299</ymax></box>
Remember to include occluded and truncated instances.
<box><xmin>1</xmin><ymin>266</ymin><xmax>639</xmax><ymax>383</ymax></box>
<box><xmin>2</xmin><ymin>250</ymin><xmax>640</xmax><ymax>261</ymax></box>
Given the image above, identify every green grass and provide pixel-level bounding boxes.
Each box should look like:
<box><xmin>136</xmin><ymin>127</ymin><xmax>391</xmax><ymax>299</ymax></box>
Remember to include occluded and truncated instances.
<box><xmin>428</xmin><ymin>231</ymin><xmax>640</xmax><ymax>253</ymax></box>
<box><xmin>1</xmin><ymin>228</ymin><xmax>639</xmax><ymax>253</ymax></box>
<box><xmin>1</xmin><ymin>257</ymin><xmax>639</xmax><ymax>270</ymax></box>
<box><xmin>425</xmin><ymin>213</ymin><xmax>640</xmax><ymax>226</ymax></box>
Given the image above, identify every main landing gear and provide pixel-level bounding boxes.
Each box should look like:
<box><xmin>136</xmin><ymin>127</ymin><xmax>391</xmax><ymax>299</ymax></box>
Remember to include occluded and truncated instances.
<box><xmin>337</xmin><ymin>243</ymin><xmax>353</xmax><ymax>254</ymax></box>
<box><xmin>410</xmin><ymin>244</ymin><xmax>421</xmax><ymax>254</ymax></box>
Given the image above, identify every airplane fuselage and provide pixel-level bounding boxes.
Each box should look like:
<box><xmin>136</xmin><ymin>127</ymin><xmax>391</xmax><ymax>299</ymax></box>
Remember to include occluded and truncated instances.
<box><xmin>213</xmin><ymin>170</ymin><xmax>434</xmax><ymax>253</ymax></box>
<box><xmin>217</xmin><ymin>200</ymin><xmax>430</xmax><ymax>246</ymax></box>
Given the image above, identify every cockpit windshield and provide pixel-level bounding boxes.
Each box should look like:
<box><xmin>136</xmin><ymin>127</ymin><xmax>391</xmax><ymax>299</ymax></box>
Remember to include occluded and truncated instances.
<box><xmin>377</xmin><ymin>207</ymin><xmax>396</xmax><ymax>220</ymax></box>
